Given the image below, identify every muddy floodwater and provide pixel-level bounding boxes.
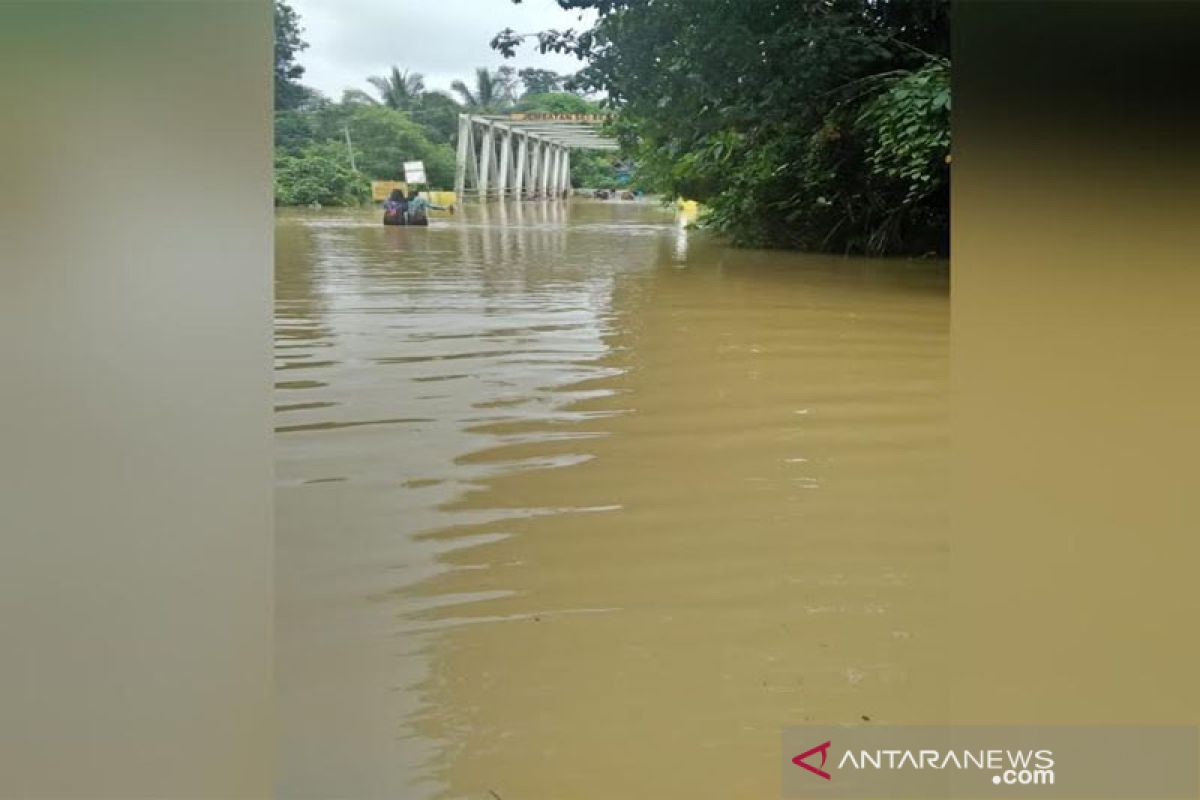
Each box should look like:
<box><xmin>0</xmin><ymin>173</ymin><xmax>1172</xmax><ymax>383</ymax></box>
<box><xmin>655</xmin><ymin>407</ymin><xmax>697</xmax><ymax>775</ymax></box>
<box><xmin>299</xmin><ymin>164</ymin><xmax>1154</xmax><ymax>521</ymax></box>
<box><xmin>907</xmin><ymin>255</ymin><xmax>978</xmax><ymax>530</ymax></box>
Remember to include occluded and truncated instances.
<box><xmin>276</xmin><ymin>201</ymin><xmax>949</xmax><ymax>799</ymax></box>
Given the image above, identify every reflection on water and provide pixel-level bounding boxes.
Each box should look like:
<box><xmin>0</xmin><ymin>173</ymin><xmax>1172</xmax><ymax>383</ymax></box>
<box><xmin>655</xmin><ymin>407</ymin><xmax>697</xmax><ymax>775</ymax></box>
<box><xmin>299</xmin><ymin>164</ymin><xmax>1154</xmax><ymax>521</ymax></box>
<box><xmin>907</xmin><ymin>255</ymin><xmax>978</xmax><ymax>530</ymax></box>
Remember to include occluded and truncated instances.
<box><xmin>276</xmin><ymin>201</ymin><xmax>949</xmax><ymax>799</ymax></box>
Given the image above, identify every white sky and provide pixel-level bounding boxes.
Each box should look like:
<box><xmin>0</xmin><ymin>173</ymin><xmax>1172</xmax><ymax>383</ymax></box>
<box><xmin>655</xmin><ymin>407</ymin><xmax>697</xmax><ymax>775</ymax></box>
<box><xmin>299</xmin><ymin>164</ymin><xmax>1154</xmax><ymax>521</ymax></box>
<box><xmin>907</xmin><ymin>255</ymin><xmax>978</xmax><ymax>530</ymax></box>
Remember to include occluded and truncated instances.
<box><xmin>288</xmin><ymin>0</ymin><xmax>597</xmax><ymax>99</ymax></box>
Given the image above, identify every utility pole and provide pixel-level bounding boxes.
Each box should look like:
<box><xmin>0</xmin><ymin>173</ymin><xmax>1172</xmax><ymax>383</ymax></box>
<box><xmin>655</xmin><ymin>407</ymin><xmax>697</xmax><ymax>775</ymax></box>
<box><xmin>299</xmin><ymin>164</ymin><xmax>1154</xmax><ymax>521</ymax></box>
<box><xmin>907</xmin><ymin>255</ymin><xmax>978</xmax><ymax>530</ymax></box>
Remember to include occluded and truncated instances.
<box><xmin>343</xmin><ymin>125</ymin><xmax>357</xmax><ymax>172</ymax></box>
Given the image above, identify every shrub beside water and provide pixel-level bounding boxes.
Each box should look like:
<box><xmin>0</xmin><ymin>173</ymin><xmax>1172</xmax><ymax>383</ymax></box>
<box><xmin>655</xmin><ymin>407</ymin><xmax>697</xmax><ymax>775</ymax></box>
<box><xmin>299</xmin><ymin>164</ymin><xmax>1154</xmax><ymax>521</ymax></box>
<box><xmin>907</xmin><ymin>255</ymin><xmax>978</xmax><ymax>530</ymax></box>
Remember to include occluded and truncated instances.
<box><xmin>274</xmin><ymin>143</ymin><xmax>370</xmax><ymax>207</ymax></box>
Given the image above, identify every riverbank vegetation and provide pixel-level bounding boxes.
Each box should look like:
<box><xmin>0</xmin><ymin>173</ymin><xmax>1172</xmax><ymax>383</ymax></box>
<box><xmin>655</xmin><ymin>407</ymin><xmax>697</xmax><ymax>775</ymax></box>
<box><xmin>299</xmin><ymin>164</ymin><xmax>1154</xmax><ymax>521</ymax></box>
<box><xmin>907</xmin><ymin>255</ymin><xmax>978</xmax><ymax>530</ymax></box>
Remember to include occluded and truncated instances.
<box><xmin>272</xmin><ymin>1</ymin><xmax>621</xmax><ymax>206</ymax></box>
<box><xmin>493</xmin><ymin>0</ymin><xmax>950</xmax><ymax>255</ymax></box>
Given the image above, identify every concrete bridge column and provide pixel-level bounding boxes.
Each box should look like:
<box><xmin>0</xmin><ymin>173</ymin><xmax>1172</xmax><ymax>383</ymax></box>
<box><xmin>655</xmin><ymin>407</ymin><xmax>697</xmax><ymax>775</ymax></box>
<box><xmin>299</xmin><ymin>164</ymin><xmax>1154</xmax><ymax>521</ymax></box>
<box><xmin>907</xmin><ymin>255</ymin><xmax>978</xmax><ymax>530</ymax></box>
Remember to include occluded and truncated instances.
<box><xmin>514</xmin><ymin>135</ymin><xmax>528</xmax><ymax>199</ymax></box>
<box><xmin>559</xmin><ymin>150</ymin><xmax>571</xmax><ymax>197</ymax></box>
<box><xmin>539</xmin><ymin>143</ymin><xmax>552</xmax><ymax>197</ymax></box>
<box><xmin>497</xmin><ymin>128</ymin><xmax>512</xmax><ymax>198</ymax></box>
<box><xmin>478</xmin><ymin>121</ymin><xmax>494</xmax><ymax>198</ymax></box>
<box><xmin>454</xmin><ymin>113</ymin><xmax>471</xmax><ymax>200</ymax></box>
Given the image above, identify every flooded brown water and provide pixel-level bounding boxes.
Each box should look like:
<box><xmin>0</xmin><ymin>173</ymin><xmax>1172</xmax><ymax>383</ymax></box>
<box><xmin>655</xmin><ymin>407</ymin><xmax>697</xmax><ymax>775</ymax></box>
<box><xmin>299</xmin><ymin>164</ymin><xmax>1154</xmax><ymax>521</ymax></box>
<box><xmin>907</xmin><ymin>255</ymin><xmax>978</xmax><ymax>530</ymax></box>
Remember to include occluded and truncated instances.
<box><xmin>276</xmin><ymin>201</ymin><xmax>949</xmax><ymax>799</ymax></box>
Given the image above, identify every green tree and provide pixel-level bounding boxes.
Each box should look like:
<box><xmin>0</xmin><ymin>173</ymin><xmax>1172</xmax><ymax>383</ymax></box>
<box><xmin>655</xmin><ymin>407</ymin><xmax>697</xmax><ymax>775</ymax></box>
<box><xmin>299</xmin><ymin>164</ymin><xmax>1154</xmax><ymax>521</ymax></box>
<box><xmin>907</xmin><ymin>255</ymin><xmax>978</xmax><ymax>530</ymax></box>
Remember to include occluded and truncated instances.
<box><xmin>410</xmin><ymin>91</ymin><xmax>463</xmax><ymax>144</ymax></box>
<box><xmin>273</xmin><ymin>0</ymin><xmax>310</xmax><ymax>110</ymax></box>
<box><xmin>515</xmin><ymin>92</ymin><xmax>596</xmax><ymax>115</ymax></box>
<box><xmin>451</xmin><ymin>67</ymin><xmax>514</xmax><ymax>112</ymax></box>
<box><xmin>495</xmin><ymin>66</ymin><xmax>519</xmax><ymax>103</ymax></box>
<box><xmin>274</xmin><ymin>108</ymin><xmax>318</xmax><ymax>153</ymax></box>
<box><xmin>339</xmin><ymin>69</ymin><xmax>462</xmax><ymax>145</ymax></box>
<box><xmin>570</xmin><ymin>150</ymin><xmax>622</xmax><ymax>190</ymax></box>
<box><xmin>518</xmin><ymin>68</ymin><xmax>563</xmax><ymax>96</ymax></box>
<box><xmin>493</xmin><ymin>0</ymin><xmax>950</xmax><ymax>255</ymax></box>
<box><xmin>353</xmin><ymin>66</ymin><xmax>426</xmax><ymax>111</ymax></box>
<box><xmin>274</xmin><ymin>99</ymin><xmax>459</xmax><ymax>198</ymax></box>
<box><xmin>339</xmin><ymin>105</ymin><xmax>456</xmax><ymax>186</ymax></box>
<box><xmin>856</xmin><ymin>63</ymin><xmax>950</xmax><ymax>205</ymax></box>
<box><xmin>274</xmin><ymin>142</ymin><xmax>370</xmax><ymax>206</ymax></box>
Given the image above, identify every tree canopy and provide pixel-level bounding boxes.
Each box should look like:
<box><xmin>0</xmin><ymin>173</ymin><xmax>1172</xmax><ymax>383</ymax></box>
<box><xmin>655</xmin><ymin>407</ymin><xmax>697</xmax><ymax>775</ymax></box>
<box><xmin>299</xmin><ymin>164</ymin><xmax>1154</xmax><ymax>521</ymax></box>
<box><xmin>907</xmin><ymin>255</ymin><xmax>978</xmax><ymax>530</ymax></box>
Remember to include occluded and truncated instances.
<box><xmin>273</xmin><ymin>0</ymin><xmax>310</xmax><ymax>110</ymax></box>
<box><xmin>363</xmin><ymin>67</ymin><xmax>426</xmax><ymax>111</ymax></box>
<box><xmin>451</xmin><ymin>67</ymin><xmax>518</xmax><ymax>112</ymax></box>
<box><xmin>515</xmin><ymin>92</ymin><xmax>595</xmax><ymax>115</ymax></box>
<box><xmin>493</xmin><ymin>0</ymin><xmax>950</xmax><ymax>255</ymax></box>
<box><xmin>274</xmin><ymin>142</ymin><xmax>371</xmax><ymax>206</ymax></box>
<box><xmin>518</xmin><ymin>68</ymin><xmax>565</xmax><ymax>96</ymax></box>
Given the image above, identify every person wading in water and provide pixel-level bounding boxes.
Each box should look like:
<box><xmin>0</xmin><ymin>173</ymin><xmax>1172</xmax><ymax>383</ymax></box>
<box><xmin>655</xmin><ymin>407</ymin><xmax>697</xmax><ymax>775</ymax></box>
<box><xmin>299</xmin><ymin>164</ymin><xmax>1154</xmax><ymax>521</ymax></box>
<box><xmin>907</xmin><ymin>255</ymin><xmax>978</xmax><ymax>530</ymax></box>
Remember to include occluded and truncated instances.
<box><xmin>382</xmin><ymin>188</ymin><xmax>408</xmax><ymax>226</ymax></box>
<box><xmin>405</xmin><ymin>188</ymin><xmax>453</xmax><ymax>226</ymax></box>
<box><xmin>405</xmin><ymin>189</ymin><xmax>429</xmax><ymax>226</ymax></box>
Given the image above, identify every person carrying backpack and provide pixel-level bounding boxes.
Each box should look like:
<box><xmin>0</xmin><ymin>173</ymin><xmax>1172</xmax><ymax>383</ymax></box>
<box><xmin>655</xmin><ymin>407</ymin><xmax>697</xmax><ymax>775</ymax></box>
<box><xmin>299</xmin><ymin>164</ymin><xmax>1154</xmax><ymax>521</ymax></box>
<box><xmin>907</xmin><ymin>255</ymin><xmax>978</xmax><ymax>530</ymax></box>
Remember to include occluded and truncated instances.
<box><xmin>382</xmin><ymin>188</ymin><xmax>408</xmax><ymax>226</ymax></box>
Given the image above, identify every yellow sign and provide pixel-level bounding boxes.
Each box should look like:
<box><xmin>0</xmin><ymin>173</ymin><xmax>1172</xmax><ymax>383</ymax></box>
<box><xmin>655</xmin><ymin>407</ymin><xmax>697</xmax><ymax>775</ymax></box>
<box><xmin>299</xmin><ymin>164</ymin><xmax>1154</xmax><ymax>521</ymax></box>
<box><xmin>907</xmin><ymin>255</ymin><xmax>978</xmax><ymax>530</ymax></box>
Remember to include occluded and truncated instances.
<box><xmin>507</xmin><ymin>113</ymin><xmax>609</xmax><ymax>123</ymax></box>
<box><xmin>371</xmin><ymin>183</ymin><xmax>456</xmax><ymax>210</ymax></box>
<box><xmin>371</xmin><ymin>180</ymin><xmax>407</xmax><ymax>201</ymax></box>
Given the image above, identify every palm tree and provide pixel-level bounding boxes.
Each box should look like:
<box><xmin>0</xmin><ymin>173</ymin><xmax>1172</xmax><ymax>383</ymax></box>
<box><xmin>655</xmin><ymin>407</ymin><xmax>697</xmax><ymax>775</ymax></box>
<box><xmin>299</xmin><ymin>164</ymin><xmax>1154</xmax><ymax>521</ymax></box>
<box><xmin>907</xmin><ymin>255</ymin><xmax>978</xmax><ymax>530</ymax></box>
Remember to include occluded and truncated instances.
<box><xmin>341</xmin><ymin>88</ymin><xmax>378</xmax><ymax>106</ymax></box>
<box><xmin>450</xmin><ymin>67</ymin><xmax>515</xmax><ymax>113</ymax></box>
<box><xmin>352</xmin><ymin>66</ymin><xmax>425</xmax><ymax>110</ymax></box>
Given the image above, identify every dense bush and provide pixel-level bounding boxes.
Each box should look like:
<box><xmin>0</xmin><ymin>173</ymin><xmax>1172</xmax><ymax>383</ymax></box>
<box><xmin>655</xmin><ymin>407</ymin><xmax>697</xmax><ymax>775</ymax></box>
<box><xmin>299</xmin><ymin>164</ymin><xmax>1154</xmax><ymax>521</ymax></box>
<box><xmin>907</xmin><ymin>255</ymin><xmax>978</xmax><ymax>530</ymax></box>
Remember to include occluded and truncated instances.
<box><xmin>274</xmin><ymin>143</ymin><xmax>371</xmax><ymax>206</ymax></box>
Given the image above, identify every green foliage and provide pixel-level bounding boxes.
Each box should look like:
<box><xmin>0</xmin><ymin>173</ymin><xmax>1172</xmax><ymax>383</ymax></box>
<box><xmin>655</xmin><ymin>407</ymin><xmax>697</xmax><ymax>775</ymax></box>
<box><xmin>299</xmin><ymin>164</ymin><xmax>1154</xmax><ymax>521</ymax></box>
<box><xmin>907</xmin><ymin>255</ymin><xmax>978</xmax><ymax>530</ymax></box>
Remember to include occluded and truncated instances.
<box><xmin>337</xmin><ymin>105</ymin><xmax>455</xmax><ymax>185</ymax></box>
<box><xmin>518</xmin><ymin>68</ymin><xmax>564</xmax><ymax>95</ymax></box>
<box><xmin>274</xmin><ymin>142</ymin><xmax>370</xmax><ymax>206</ymax></box>
<box><xmin>274</xmin><ymin>102</ymin><xmax>457</xmax><ymax>202</ymax></box>
<box><xmin>273</xmin><ymin>0</ymin><xmax>309</xmax><ymax>110</ymax></box>
<box><xmin>274</xmin><ymin>108</ymin><xmax>317</xmax><ymax>153</ymax></box>
<box><xmin>409</xmin><ymin>91</ymin><xmax>461</xmax><ymax>145</ymax></box>
<box><xmin>515</xmin><ymin>92</ymin><xmax>596</xmax><ymax>114</ymax></box>
<box><xmin>570</xmin><ymin>150</ymin><xmax>623</xmax><ymax>189</ymax></box>
<box><xmin>451</xmin><ymin>67</ymin><xmax>516</xmax><ymax>112</ymax></box>
<box><xmin>364</xmin><ymin>67</ymin><xmax>426</xmax><ymax>111</ymax></box>
<box><xmin>494</xmin><ymin>0</ymin><xmax>950</xmax><ymax>255</ymax></box>
<box><xmin>856</xmin><ymin>63</ymin><xmax>950</xmax><ymax>205</ymax></box>
<box><xmin>340</xmin><ymin>65</ymin><xmax>461</xmax><ymax>146</ymax></box>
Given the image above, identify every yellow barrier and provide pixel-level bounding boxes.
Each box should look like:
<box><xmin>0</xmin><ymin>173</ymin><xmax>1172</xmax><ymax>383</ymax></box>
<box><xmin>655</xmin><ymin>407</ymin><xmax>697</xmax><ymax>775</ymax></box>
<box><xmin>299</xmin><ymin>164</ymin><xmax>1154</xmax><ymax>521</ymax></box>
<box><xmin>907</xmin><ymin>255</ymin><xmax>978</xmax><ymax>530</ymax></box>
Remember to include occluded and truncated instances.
<box><xmin>371</xmin><ymin>183</ymin><xmax>456</xmax><ymax>209</ymax></box>
<box><xmin>371</xmin><ymin>180</ymin><xmax>407</xmax><ymax>201</ymax></box>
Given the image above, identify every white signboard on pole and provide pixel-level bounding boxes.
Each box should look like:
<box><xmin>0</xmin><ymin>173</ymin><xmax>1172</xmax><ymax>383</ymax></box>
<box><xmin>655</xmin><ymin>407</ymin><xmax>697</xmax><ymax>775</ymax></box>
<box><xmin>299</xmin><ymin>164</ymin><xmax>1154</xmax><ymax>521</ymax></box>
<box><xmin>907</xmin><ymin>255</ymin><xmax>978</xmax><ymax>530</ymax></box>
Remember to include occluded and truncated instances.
<box><xmin>403</xmin><ymin>160</ymin><xmax>427</xmax><ymax>185</ymax></box>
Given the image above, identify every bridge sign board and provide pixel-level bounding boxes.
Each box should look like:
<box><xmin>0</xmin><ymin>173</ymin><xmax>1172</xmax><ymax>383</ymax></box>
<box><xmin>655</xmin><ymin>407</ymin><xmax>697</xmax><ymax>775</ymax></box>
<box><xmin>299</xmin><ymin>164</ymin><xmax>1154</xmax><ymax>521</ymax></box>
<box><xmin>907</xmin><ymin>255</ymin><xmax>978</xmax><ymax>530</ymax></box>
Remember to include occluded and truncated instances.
<box><xmin>507</xmin><ymin>113</ymin><xmax>610</xmax><ymax>123</ymax></box>
<box><xmin>403</xmin><ymin>161</ymin><xmax>426</xmax><ymax>185</ymax></box>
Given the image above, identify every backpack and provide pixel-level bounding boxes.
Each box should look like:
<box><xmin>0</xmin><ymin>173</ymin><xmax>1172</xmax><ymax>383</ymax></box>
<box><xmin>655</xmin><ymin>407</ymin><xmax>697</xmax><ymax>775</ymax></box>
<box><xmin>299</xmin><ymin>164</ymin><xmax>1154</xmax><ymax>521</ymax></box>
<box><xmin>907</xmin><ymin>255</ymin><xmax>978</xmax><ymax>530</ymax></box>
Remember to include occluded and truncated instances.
<box><xmin>383</xmin><ymin>199</ymin><xmax>407</xmax><ymax>225</ymax></box>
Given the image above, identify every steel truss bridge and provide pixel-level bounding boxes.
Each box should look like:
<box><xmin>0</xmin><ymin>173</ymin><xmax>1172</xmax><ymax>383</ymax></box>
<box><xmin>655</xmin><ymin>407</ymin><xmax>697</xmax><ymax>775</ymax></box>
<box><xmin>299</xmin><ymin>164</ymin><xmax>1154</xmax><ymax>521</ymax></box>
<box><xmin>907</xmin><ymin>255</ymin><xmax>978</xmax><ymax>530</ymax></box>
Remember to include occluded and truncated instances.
<box><xmin>453</xmin><ymin>113</ymin><xmax>618</xmax><ymax>201</ymax></box>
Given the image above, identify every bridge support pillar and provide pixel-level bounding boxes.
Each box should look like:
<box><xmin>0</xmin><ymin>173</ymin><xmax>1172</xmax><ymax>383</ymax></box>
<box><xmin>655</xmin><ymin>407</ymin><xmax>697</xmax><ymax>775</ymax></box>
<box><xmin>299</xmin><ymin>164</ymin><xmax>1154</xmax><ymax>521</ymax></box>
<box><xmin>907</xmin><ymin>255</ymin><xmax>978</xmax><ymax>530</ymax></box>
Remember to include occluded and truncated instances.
<box><xmin>539</xmin><ymin>144</ymin><xmax>552</xmax><ymax>197</ymax></box>
<box><xmin>497</xmin><ymin>128</ymin><xmax>512</xmax><ymax>198</ymax></box>
<box><xmin>514</xmin><ymin>135</ymin><xmax>527</xmax><ymax>199</ymax></box>
<box><xmin>559</xmin><ymin>150</ymin><xmax>571</xmax><ymax>197</ymax></box>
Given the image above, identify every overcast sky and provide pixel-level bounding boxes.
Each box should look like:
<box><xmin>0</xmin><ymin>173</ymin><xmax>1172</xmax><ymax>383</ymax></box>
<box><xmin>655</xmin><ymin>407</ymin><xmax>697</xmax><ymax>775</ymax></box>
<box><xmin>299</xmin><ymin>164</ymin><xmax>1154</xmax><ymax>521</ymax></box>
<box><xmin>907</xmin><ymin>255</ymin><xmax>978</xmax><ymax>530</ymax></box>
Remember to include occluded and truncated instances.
<box><xmin>289</xmin><ymin>0</ymin><xmax>596</xmax><ymax>100</ymax></box>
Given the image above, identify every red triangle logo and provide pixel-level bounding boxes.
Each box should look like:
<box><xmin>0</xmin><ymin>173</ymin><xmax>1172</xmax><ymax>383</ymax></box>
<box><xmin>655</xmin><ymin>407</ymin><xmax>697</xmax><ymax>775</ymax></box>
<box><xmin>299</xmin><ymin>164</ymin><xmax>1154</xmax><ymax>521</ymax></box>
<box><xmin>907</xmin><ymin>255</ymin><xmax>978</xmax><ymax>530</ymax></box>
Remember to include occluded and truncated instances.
<box><xmin>793</xmin><ymin>740</ymin><xmax>832</xmax><ymax>780</ymax></box>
